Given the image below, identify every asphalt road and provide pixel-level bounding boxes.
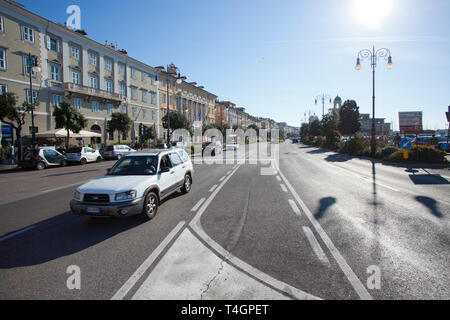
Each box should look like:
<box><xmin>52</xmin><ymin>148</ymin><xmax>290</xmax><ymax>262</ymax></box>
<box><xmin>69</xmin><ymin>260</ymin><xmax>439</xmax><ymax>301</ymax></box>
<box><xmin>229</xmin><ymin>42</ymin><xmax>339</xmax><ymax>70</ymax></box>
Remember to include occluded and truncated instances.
<box><xmin>0</xmin><ymin>142</ymin><xmax>448</xmax><ymax>300</ymax></box>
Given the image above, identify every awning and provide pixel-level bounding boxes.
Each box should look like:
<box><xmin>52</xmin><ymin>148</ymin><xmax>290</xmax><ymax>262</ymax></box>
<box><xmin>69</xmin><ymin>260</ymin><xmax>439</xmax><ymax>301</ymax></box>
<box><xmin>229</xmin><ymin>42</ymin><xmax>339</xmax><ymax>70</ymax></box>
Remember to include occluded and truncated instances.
<box><xmin>24</xmin><ymin>129</ymin><xmax>101</xmax><ymax>139</ymax></box>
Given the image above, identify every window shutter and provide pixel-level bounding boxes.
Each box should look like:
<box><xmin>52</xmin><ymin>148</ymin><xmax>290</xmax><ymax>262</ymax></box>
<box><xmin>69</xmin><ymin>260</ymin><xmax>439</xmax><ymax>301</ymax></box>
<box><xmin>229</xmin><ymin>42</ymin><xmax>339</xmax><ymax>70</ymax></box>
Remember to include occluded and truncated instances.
<box><xmin>46</xmin><ymin>35</ymin><xmax>51</xmax><ymax>49</ymax></box>
<box><xmin>57</xmin><ymin>40</ymin><xmax>62</xmax><ymax>53</ymax></box>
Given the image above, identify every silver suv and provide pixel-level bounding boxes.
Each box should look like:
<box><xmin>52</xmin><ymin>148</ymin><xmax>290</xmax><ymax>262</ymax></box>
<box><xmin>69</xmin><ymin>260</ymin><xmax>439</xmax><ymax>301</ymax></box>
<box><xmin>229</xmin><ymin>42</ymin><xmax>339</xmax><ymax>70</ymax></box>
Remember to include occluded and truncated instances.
<box><xmin>70</xmin><ymin>148</ymin><xmax>194</xmax><ymax>220</ymax></box>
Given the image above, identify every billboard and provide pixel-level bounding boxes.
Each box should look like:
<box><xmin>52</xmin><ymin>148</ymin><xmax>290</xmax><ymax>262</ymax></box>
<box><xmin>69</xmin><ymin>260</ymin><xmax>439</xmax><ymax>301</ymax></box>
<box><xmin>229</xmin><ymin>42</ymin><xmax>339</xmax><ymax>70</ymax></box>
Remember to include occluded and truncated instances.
<box><xmin>399</xmin><ymin>111</ymin><xmax>423</xmax><ymax>134</ymax></box>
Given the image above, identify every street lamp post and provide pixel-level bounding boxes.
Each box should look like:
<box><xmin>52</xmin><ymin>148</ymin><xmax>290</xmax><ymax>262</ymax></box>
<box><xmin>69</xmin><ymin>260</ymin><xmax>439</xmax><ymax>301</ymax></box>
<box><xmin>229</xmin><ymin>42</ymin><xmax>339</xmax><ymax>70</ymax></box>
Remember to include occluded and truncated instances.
<box><xmin>160</xmin><ymin>70</ymin><xmax>184</xmax><ymax>147</ymax></box>
<box><xmin>314</xmin><ymin>94</ymin><xmax>332</xmax><ymax>118</ymax></box>
<box><xmin>355</xmin><ymin>46</ymin><xmax>393</xmax><ymax>157</ymax></box>
<box><xmin>28</xmin><ymin>53</ymin><xmax>41</xmax><ymax>149</ymax></box>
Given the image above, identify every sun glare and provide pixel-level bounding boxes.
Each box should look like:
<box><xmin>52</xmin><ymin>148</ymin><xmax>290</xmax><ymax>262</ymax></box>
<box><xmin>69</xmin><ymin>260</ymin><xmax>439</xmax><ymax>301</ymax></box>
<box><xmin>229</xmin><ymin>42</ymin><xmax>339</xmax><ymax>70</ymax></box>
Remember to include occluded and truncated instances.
<box><xmin>352</xmin><ymin>0</ymin><xmax>393</xmax><ymax>29</ymax></box>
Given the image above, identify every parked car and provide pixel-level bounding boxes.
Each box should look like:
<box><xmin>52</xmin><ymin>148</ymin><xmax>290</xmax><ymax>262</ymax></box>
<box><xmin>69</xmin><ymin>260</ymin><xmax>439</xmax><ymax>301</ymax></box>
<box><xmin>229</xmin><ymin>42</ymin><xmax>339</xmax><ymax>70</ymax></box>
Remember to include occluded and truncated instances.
<box><xmin>100</xmin><ymin>145</ymin><xmax>136</xmax><ymax>160</ymax></box>
<box><xmin>226</xmin><ymin>142</ymin><xmax>239</xmax><ymax>151</ymax></box>
<box><xmin>22</xmin><ymin>147</ymin><xmax>67</xmax><ymax>170</ymax></box>
<box><xmin>66</xmin><ymin>147</ymin><xmax>102</xmax><ymax>165</ymax></box>
<box><xmin>70</xmin><ymin>148</ymin><xmax>194</xmax><ymax>220</ymax></box>
<box><xmin>202</xmin><ymin>141</ymin><xmax>222</xmax><ymax>157</ymax></box>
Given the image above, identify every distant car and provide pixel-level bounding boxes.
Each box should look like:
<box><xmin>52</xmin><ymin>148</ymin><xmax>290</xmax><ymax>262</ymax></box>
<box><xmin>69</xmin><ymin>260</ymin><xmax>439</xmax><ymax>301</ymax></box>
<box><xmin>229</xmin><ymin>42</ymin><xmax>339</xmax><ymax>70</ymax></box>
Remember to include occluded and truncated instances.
<box><xmin>226</xmin><ymin>142</ymin><xmax>239</xmax><ymax>151</ymax></box>
<box><xmin>100</xmin><ymin>145</ymin><xmax>136</xmax><ymax>160</ymax></box>
<box><xmin>22</xmin><ymin>147</ymin><xmax>67</xmax><ymax>170</ymax></box>
<box><xmin>66</xmin><ymin>147</ymin><xmax>102</xmax><ymax>165</ymax></box>
<box><xmin>202</xmin><ymin>141</ymin><xmax>222</xmax><ymax>157</ymax></box>
<box><xmin>70</xmin><ymin>149</ymin><xmax>194</xmax><ymax>220</ymax></box>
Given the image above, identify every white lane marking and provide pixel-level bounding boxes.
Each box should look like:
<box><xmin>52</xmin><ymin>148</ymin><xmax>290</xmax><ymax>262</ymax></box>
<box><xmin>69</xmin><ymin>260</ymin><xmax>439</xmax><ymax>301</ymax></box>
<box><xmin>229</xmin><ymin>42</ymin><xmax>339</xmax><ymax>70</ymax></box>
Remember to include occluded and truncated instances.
<box><xmin>227</xmin><ymin>170</ymin><xmax>232</xmax><ymax>175</ymax></box>
<box><xmin>191</xmin><ymin>198</ymin><xmax>206</xmax><ymax>212</ymax></box>
<box><xmin>277</xmin><ymin>167</ymin><xmax>373</xmax><ymax>300</ymax></box>
<box><xmin>209</xmin><ymin>184</ymin><xmax>218</xmax><ymax>193</ymax></box>
<box><xmin>359</xmin><ymin>176</ymin><xmax>399</xmax><ymax>192</ymax></box>
<box><xmin>0</xmin><ymin>225</ymin><xmax>36</xmax><ymax>242</ymax></box>
<box><xmin>111</xmin><ymin>221</ymin><xmax>185</xmax><ymax>300</ymax></box>
<box><xmin>288</xmin><ymin>199</ymin><xmax>301</xmax><ymax>215</ymax></box>
<box><xmin>131</xmin><ymin>229</ymin><xmax>292</xmax><ymax>300</ymax></box>
<box><xmin>302</xmin><ymin>226</ymin><xmax>330</xmax><ymax>265</ymax></box>
<box><xmin>219</xmin><ymin>176</ymin><xmax>226</xmax><ymax>182</ymax></box>
<box><xmin>189</xmin><ymin>166</ymin><xmax>320</xmax><ymax>300</ymax></box>
<box><xmin>280</xmin><ymin>184</ymin><xmax>288</xmax><ymax>193</ymax></box>
<box><xmin>276</xmin><ymin>176</ymin><xmax>282</xmax><ymax>182</ymax></box>
<box><xmin>39</xmin><ymin>180</ymin><xmax>90</xmax><ymax>195</ymax></box>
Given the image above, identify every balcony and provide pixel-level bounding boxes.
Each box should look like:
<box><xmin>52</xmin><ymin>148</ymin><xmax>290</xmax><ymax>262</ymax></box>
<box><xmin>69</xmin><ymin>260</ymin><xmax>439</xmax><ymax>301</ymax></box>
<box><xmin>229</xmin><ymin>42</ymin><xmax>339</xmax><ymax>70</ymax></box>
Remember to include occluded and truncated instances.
<box><xmin>64</xmin><ymin>83</ymin><xmax>125</xmax><ymax>104</ymax></box>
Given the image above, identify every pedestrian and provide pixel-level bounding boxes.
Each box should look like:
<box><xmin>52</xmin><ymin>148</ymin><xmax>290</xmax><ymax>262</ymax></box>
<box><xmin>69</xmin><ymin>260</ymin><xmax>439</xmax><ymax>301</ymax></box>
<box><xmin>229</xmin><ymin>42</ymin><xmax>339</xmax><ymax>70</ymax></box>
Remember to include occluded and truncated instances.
<box><xmin>6</xmin><ymin>142</ymin><xmax>15</xmax><ymax>165</ymax></box>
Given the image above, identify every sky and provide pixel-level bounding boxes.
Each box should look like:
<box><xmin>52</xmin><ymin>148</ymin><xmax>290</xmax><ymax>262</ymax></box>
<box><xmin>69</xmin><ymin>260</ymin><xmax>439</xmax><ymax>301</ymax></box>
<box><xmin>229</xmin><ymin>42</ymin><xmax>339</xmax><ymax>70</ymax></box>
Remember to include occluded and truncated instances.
<box><xmin>16</xmin><ymin>0</ymin><xmax>450</xmax><ymax>129</ymax></box>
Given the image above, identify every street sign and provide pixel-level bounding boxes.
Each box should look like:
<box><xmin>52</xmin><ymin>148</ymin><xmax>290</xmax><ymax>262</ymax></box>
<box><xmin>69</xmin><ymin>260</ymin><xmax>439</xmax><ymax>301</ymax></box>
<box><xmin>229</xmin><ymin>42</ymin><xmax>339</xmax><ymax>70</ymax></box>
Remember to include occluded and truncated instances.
<box><xmin>400</xmin><ymin>139</ymin><xmax>413</xmax><ymax>150</ymax></box>
<box><xmin>399</xmin><ymin>111</ymin><xmax>423</xmax><ymax>134</ymax></box>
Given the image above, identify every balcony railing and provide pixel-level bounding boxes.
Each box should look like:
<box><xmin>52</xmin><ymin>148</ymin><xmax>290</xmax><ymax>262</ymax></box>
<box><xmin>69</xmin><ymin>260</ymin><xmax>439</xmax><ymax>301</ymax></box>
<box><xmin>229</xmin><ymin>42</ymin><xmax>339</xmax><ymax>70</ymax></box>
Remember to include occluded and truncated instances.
<box><xmin>64</xmin><ymin>83</ymin><xmax>124</xmax><ymax>103</ymax></box>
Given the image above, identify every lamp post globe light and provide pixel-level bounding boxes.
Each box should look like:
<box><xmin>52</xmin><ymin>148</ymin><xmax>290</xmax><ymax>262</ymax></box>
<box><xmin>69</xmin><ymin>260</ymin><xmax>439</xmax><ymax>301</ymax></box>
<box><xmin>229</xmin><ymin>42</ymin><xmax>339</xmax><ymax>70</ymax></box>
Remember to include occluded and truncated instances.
<box><xmin>314</xmin><ymin>94</ymin><xmax>332</xmax><ymax>118</ymax></box>
<box><xmin>355</xmin><ymin>46</ymin><xmax>393</xmax><ymax>157</ymax></box>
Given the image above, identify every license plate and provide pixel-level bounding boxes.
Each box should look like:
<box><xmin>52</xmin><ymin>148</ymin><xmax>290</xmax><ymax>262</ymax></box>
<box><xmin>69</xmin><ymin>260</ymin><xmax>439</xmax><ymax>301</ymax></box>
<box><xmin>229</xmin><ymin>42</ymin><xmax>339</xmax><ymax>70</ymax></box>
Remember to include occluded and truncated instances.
<box><xmin>86</xmin><ymin>207</ymin><xmax>101</xmax><ymax>213</ymax></box>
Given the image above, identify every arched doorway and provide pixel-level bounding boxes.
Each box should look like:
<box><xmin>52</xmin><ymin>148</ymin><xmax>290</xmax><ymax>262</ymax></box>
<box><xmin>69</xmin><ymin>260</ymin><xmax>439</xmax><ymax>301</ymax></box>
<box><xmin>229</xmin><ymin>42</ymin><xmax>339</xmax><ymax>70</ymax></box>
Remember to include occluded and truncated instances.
<box><xmin>91</xmin><ymin>124</ymin><xmax>102</xmax><ymax>145</ymax></box>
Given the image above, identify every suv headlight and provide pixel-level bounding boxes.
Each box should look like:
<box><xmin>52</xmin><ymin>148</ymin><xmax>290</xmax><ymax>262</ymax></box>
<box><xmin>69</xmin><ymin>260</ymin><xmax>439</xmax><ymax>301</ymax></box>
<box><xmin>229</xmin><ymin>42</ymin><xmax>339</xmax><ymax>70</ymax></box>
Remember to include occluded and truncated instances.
<box><xmin>115</xmin><ymin>190</ymin><xmax>137</xmax><ymax>201</ymax></box>
<box><xmin>73</xmin><ymin>190</ymin><xmax>82</xmax><ymax>201</ymax></box>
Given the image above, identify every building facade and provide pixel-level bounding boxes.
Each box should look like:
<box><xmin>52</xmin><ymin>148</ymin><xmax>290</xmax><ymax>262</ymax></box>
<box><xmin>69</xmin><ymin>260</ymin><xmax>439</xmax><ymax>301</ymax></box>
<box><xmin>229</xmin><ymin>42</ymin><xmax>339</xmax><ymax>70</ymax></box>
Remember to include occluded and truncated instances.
<box><xmin>157</xmin><ymin>63</ymin><xmax>217</xmax><ymax>141</ymax></box>
<box><xmin>0</xmin><ymin>1</ymin><xmax>217</xmax><ymax>147</ymax></box>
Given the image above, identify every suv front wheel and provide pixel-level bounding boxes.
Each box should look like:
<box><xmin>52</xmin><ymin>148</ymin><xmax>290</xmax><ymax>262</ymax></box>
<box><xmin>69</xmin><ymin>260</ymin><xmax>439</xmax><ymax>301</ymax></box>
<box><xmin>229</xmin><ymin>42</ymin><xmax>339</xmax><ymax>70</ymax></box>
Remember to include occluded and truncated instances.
<box><xmin>143</xmin><ymin>192</ymin><xmax>158</xmax><ymax>220</ymax></box>
<box><xmin>181</xmin><ymin>174</ymin><xmax>192</xmax><ymax>194</ymax></box>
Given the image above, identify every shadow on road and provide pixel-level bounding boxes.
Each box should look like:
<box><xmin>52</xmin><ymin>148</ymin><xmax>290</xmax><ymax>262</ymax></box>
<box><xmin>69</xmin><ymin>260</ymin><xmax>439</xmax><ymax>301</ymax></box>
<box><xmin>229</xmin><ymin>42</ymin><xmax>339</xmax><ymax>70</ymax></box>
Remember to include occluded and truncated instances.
<box><xmin>306</xmin><ymin>149</ymin><xmax>329</xmax><ymax>154</ymax></box>
<box><xmin>314</xmin><ymin>197</ymin><xmax>336</xmax><ymax>220</ymax></box>
<box><xmin>0</xmin><ymin>211</ymin><xmax>146</xmax><ymax>269</ymax></box>
<box><xmin>324</xmin><ymin>153</ymin><xmax>352</xmax><ymax>163</ymax></box>
<box><xmin>415</xmin><ymin>196</ymin><xmax>443</xmax><ymax>218</ymax></box>
<box><xmin>408</xmin><ymin>174</ymin><xmax>449</xmax><ymax>185</ymax></box>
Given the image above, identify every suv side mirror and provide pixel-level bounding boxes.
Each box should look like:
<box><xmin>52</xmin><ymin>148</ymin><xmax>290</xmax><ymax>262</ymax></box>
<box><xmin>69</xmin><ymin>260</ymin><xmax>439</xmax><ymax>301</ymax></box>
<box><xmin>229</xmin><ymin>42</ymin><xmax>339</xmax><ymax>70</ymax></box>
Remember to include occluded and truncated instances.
<box><xmin>160</xmin><ymin>167</ymin><xmax>170</xmax><ymax>173</ymax></box>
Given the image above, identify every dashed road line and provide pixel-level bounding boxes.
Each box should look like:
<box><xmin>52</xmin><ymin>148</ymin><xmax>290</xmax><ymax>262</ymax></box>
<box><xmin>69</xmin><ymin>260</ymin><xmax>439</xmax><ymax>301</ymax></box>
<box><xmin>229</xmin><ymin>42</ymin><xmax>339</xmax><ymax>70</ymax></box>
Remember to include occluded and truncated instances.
<box><xmin>209</xmin><ymin>184</ymin><xmax>218</xmax><ymax>193</ymax></box>
<box><xmin>191</xmin><ymin>198</ymin><xmax>206</xmax><ymax>212</ymax></box>
<box><xmin>277</xmin><ymin>167</ymin><xmax>373</xmax><ymax>300</ymax></box>
<box><xmin>111</xmin><ymin>221</ymin><xmax>185</xmax><ymax>300</ymax></box>
<box><xmin>276</xmin><ymin>176</ymin><xmax>282</xmax><ymax>182</ymax></box>
<box><xmin>219</xmin><ymin>176</ymin><xmax>226</xmax><ymax>182</ymax></box>
<box><xmin>280</xmin><ymin>184</ymin><xmax>288</xmax><ymax>193</ymax></box>
<box><xmin>288</xmin><ymin>199</ymin><xmax>301</xmax><ymax>215</ymax></box>
<box><xmin>302</xmin><ymin>226</ymin><xmax>330</xmax><ymax>265</ymax></box>
<box><xmin>189</xmin><ymin>164</ymin><xmax>320</xmax><ymax>300</ymax></box>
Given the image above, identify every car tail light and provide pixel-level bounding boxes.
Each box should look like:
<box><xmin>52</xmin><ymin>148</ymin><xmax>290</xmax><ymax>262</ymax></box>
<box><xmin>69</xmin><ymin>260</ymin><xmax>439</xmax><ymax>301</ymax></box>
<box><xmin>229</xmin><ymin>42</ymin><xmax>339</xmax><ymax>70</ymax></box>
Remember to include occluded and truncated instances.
<box><xmin>34</xmin><ymin>155</ymin><xmax>39</xmax><ymax>160</ymax></box>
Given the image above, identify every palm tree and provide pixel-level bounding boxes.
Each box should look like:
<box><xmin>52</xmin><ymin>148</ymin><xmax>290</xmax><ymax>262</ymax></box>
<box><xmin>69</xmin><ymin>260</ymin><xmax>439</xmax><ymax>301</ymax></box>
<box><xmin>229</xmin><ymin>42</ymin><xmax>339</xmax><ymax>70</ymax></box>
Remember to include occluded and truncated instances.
<box><xmin>53</xmin><ymin>101</ymin><xmax>87</xmax><ymax>151</ymax></box>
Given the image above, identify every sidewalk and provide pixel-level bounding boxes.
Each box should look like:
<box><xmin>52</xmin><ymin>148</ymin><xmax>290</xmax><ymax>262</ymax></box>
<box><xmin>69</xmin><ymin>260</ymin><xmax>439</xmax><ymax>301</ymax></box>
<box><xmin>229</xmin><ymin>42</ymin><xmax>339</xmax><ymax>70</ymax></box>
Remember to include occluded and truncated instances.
<box><xmin>0</xmin><ymin>163</ymin><xmax>19</xmax><ymax>172</ymax></box>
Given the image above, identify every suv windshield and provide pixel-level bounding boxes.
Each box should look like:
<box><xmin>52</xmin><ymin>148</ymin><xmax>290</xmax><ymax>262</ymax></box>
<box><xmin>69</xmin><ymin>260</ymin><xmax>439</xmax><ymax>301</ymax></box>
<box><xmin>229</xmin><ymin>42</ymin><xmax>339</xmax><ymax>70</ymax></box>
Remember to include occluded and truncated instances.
<box><xmin>108</xmin><ymin>156</ymin><xmax>158</xmax><ymax>176</ymax></box>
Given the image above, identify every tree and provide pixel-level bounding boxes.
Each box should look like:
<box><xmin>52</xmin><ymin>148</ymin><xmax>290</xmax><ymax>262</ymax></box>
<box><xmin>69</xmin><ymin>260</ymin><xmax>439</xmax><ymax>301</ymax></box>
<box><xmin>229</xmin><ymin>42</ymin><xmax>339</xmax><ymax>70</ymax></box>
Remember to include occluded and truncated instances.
<box><xmin>320</xmin><ymin>109</ymin><xmax>339</xmax><ymax>136</ymax></box>
<box><xmin>339</xmin><ymin>100</ymin><xmax>361</xmax><ymax>136</ymax></box>
<box><xmin>0</xmin><ymin>92</ymin><xmax>35</xmax><ymax>166</ymax></box>
<box><xmin>162</xmin><ymin>111</ymin><xmax>192</xmax><ymax>139</ymax></box>
<box><xmin>300</xmin><ymin>123</ymin><xmax>309</xmax><ymax>137</ymax></box>
<box><xmin>107</xmin><ymin>112</ymin><xmax>131</xmax><ymax>144</ymax></box>
<box><xmin>142</xmin><ymin>124</ymin><xmax>156</xmax><ymax>143</ymax></box>
<box><xmin>53</xmin><ymin>101</ymin><xmax>87</xmax><ymax>151</ymax></box>
<box><xmin>309</xmin><ymin>119</ymin><xmax>321</xmax><ymax>137</ymax></box>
